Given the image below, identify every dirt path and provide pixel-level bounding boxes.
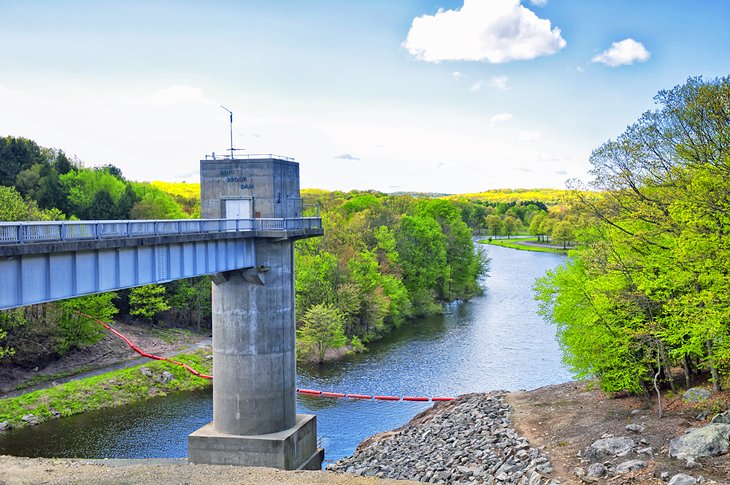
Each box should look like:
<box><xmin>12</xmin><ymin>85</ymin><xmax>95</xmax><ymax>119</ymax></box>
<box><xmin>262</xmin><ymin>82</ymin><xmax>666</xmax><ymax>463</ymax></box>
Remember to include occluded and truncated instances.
<box><xmin>507</xmin><ymin>382</ymin><xmax>730</xmax><ymax>484</ymax></box>
<box><xmin>0</xmin><ymin>456</ymin><xmax>417</xmax><ymax>485</ymax></box>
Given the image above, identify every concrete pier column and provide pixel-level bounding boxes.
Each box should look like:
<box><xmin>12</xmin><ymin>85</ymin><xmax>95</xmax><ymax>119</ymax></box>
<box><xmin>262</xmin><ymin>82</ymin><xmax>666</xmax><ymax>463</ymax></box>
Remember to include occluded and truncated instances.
<box><xmin>212</xmin><ymin>240</ymin><xmax>296</xmax><ymax>435</ymax></box>
<box><xmin>188</xmin><ymin>157</ymin><xmax>323</xmax><ymax>469</ymax></box>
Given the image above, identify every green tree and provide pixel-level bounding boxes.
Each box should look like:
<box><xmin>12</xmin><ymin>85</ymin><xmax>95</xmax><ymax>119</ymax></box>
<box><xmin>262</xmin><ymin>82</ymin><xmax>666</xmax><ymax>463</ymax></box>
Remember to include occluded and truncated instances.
<box><xmin>295</xmin><ymin>251</ymin><xmax>340</xmax><ymax>316</ymax></box>
<box><xmin>535</xmin><ymin>258</ymin><xmax>652</xmax><ymax>394</ymax></box>
<box><xmin>296</xmin><ymin>303</ymin><xmax>347</xmax><ymax>364</ymax></box>
<box><xmin>396</xmin><ymin>215</ymin><xmax>447</xmax><ymax>314</ymax></box>
<box><xmin>129</xmin><ymin>284</ymin><xmax>170</xmax><ymax>323</ymax></box>
<box><xmin>551</xmin><ymin>220</ymin><xmax>574</xmax><ymax>249</ymax></box>
<box><xmin>60</xmin><ymin>167</ymin><xmax>128</xmax><ymax>219</ymax></box>
<box><xmin>502</xmin><ymin>215</ymin><xmax>518</xmax><ymax>239</ymax></box>
<box><xmin>486</xmin><ymin>214</ymin><xmax>502</xmax><ymax>238</ymax></box>
<box><xmin>529</xmin><ymin>212</ymin><xmax>547</xmax><ymax>241</ymax></box>
<box><xmin>168</xmin><ymin>277</ymin><xmax>212</xmax><ymax>332</ymax></box>
<box><xmin>58</xmin><ymin>293</ymin><xmax>119</xmax><ymax>353</ymax></box>
<box><xmin>130</xmin><ymin>182</ymin><xmax>188</xmax><ymax>219</ymax></box>
<box><xmin>0</xmin><ymin>186</ymin><xmax>64</xmax><ymax>222</ymax></box>
<box><xmin>0</xmin><ymin>136</ymin><xmax>45</xmax><ymax>186</ymax></box>
<box><xmin>0</xmin><ymin>309</ymin><xmax>27</xmax><ymax>359</ymax></box>
<box><xmin>536</xmin><ymin>76</ymin><xmax>730</xmax><ymax>396</ymax></box>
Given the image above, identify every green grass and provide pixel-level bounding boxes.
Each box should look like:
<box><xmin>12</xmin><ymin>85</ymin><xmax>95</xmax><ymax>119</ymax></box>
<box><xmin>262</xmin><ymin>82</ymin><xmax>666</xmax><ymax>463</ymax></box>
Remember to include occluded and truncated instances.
<box><xmin>14</xmin><ymin>367</ymin><xmax>94</xmax><ymax>391</ymax></box>
<box><xmin>0</xmin><ymin>348</ymin><xmax>212</xmax><ymax>429</ymax></box>
<box><xmin>149</xmin><ymin>327</ymin><xmax>195</xmax><ymax>344</ymax></box>
<box><xmin>480</xmin><ymin>237</ymin><xmax>571</xmax><ymax>254</ymax></box>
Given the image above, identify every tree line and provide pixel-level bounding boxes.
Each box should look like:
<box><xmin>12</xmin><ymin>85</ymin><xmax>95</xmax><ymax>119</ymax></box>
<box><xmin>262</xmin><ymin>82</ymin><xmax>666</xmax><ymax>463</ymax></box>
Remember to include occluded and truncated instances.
<box><xmin>535</xmin><ymin>76</ymin><xmax>730</xmax><ymax>404</ymax></box>
<box><xmin>295</xmin><ymin>191</ymin><xmax>489</xmax><ymax>362</ymax></box>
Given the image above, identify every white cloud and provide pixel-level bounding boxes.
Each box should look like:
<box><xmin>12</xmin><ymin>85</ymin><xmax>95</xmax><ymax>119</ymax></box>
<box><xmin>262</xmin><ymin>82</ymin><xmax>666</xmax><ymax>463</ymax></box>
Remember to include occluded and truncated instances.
<box><xmin>334</xmin><ymin>153</ymin><xmax>361</xmax><ymax>161</ymax></box>
<box><xmin>592</xmin><ymin>38</ymin><xmax>650</xmax><ymax>67</ymax></box>
<box><xmin>452</xmin><ymin>71</ymin><xmax>462</xmax><ymax>80</ymax></box>
<box><xmin>518</xmin><ymin>130</ymin><xmax>542</xmax><ymax>141</ymax></box>
<box><xmin>487</xmin><ymin>75</ymin><xmax>510</xmax><ymax>90</ymax></box>
<box><xmin>489</xmin><ymin>112</ymin><xmax>514</xmax><ymax>127</ymax></box>
<box><xmin>530</xmin><ymin>0</ymin><xmax>547</xmax><ymax>6</ymax></box>
<box><xmin>403</xmin><ymin>0</ymin><xmax>566</xmax><ymax>63</ymax></box>
<box><xmin>470</xmin><ymin>75</ymin><xmax>510</xmax><ymax>92</ymax></box>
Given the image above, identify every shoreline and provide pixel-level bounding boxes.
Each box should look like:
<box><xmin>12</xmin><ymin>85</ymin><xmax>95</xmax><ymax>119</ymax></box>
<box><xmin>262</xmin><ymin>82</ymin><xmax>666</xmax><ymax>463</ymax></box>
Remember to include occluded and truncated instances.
<box><xmin>480</xmin><ymin>237</ymin><xmax>571</xmax><ymax>254</ymax></box>
<box><xmin>329</xmin><ymin>381</ymin><xmax>728</xmax><ymax>484</ymax></box>
<box><xmin>0</xmin><ymin>347</ymin><xmax>213</xmax><ymax>431</ymax></box>
<box><xmin>2</xmin><ymin>381</ymin><xmax>728</xmax><ymax>483</ymax></box>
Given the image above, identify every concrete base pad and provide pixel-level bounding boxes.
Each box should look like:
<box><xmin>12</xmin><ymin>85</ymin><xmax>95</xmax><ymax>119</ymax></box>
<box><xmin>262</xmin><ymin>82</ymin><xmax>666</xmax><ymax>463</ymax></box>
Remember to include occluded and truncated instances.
<box><xmin>188</xmin><ymin>414</ymin><xmax>323</xmax><ymax>470</ymax></box>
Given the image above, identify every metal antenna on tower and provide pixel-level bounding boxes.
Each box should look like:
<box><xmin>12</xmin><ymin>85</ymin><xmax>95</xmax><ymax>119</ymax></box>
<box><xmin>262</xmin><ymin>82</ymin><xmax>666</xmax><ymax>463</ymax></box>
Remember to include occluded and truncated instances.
<box><xmin>221</xmin><ymin>105</ymin><xmax>234</xmax><ymax>159</ymax></box>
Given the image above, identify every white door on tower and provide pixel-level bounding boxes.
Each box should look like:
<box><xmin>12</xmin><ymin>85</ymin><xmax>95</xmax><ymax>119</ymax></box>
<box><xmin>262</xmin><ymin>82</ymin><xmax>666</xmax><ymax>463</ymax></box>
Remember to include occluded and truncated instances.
<box><xmin>225</xmin><ymin>199</ymin><xmax>252</xmax><ymax>219</ymax></box>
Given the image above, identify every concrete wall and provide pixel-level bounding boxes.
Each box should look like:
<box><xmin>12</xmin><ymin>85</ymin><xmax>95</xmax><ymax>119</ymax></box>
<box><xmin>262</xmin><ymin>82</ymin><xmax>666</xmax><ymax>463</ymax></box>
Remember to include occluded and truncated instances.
<box><xmin>200</xmin><ymin>158</ymin><xmax>301</xmax><ymax>219</ymax></box>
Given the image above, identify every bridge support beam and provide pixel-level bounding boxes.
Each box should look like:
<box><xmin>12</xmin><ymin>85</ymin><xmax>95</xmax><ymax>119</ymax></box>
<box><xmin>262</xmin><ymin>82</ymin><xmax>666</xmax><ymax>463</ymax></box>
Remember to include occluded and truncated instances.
<box><xmin>189</xmin><ymin>157</ymin><xmax>323</xmax><ymax>469</ymax></box>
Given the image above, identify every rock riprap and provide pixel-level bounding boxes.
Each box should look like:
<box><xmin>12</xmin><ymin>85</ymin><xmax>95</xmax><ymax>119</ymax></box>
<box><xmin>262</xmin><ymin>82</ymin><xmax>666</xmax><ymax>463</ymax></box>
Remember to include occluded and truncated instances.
<box><xmin>668</xmin><ymin>423</ymin><xmax>730</xmax><ymax>462</ymax></box>
<box><xmin>328</xmin><ymin>393</ymin><xmax>559</xmax><ymax>484</ymax></box>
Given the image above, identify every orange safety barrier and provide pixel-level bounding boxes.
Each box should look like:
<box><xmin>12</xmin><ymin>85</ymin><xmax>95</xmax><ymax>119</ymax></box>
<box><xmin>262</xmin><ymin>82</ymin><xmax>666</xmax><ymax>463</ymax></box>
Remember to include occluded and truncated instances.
<box><xmin>297</xmin><ymin>388</ymin><xmax>322</xmax><ymax>395</ymax></box>
<box><xmin>79</xmin><ymin>311</ymin><xmax>457</xmax><ymax>402</ymax></box>
<box><xmin>321</xmin><ymin>391</ymin><xmax>346</xmax><ymax>398</ymax></box>
<box><xmin>75</xmin><ymin>311</ymin><xmax>213</xmax><ymax>380</ymax></box>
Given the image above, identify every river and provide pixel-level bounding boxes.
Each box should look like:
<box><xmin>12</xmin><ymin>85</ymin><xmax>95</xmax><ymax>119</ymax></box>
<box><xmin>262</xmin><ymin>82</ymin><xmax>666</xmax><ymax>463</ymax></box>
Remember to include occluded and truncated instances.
<box><xmin>0</xmin><ymin>244</ymin><xmax>573</xmax><ymax>464</ymax></box>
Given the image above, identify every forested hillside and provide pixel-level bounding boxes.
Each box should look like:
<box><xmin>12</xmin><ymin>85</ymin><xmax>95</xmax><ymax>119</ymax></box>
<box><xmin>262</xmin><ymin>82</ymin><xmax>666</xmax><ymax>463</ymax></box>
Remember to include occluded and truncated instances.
<box><xmin>0</xmin><ymin>137</ymin><xmax>209</xmax><ymax>366</ymax></box>
<box><xmin>535</xmin><ymin>76</ymin><xmax>730</xmax><ymax>399</ymax></box>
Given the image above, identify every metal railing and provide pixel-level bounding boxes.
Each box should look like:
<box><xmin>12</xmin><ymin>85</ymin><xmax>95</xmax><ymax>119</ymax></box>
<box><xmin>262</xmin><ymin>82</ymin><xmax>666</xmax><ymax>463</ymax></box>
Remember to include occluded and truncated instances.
<box><xmin>0</xmin><ymin>218</ymin><xmax>322</xmax><ymax>245</ymax></box>
<box><xmin>204</xmin><ymin>151</ymin><xmax>296</xmax><ymax>162</ymax></box>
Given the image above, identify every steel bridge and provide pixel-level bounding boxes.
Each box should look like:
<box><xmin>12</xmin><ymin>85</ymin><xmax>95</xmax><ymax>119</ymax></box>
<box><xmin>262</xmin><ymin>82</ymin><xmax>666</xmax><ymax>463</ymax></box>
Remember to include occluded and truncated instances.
<box><xmin>0</xmin><ymin>217</ymin><xmax>322</xmax><ymax>310</ymax></box>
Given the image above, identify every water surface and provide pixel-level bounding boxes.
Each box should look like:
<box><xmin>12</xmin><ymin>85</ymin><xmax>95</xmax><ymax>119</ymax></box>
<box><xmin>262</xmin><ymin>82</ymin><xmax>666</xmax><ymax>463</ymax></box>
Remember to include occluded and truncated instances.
<box><xmin>0</xmin><ymin>244</ymin><xmax>572</xmax><ymax>463</ymax></box>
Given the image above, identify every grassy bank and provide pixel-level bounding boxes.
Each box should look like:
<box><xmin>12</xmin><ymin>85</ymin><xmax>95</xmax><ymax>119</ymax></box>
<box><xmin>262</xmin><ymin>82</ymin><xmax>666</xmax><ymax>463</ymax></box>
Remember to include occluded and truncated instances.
<box><xmin>0</xmin><ymin>348</ymin><xmax>212</xmax><ymax>429</ymax></box>
<box><xmin>481</xmin><ymin>238</ymin><xmax>570</xmax><ymax>254</ymax></box>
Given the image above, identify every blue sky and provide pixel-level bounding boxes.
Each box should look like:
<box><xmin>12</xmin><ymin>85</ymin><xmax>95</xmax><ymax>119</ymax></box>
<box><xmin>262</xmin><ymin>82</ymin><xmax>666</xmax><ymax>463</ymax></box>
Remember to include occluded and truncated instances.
<box><xmin>1</xmin><ymin>0</ymin><xmax>728</xmax><ymax>193</ymax></box>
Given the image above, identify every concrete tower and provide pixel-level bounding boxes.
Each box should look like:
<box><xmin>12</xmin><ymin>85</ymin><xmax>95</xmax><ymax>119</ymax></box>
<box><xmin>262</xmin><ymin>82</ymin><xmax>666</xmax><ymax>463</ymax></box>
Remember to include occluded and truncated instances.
<box><xmin>188</xmin><ymin>157</ymin><xmax>323</xmax><ymax>469</ymax></box>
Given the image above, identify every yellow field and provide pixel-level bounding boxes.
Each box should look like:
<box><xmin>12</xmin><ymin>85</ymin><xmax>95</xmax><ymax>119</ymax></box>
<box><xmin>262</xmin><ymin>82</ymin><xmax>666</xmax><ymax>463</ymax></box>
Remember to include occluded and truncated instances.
<box><xmin>444</xmin><ymin>188</ymin><xmax>576</xmax><ymax>205</ymax></box>
<box><xmin>152</xmin><ymin>184</ymin><xmax>596</xmax><ymax>208</ymax></box>
<box><xmin>151</xmin><ymin>181</ymin><xmax>200</xmax><ymax>200</ymax></box>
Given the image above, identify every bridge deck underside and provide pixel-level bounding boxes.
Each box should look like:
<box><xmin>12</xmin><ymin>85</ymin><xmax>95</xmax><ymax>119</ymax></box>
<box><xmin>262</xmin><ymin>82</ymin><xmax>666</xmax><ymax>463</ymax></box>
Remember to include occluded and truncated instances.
<box><xmin>0</xmin><ymin>238</ymin><xmax>256</xmax><ymax>310</ymax></box>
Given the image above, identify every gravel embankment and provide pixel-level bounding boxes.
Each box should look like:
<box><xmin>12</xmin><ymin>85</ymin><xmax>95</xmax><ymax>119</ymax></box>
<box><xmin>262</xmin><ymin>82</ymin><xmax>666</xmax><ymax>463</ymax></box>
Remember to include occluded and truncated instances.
<box><xmin>328</xmin><ymin>392</ymin><xmax>560</xmax><ymax>484</ymax></box>
<box><xmin>0</xmin><ymin>456</ymin><xmax>417</xmax><ymax>485</ymax></box>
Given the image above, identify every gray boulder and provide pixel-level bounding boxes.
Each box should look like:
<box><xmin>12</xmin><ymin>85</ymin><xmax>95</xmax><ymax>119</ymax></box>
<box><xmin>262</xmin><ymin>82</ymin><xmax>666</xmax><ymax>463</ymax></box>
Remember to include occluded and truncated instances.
<box><xmin>586</xmin><ymin>463</ymin><xmax>607</xmax><ymax>478</ymax></box>
<box><xmin>140</xmin><ymin>366</ymin><xmax>153</xmax><ymax>377</ymax></box>
<box><xmin>710</xmin><ymin>410</ymin><xmax>730</xmax><ymax>424</ymax></box>
<box><xmin>682</xmin><ymin>387</ymin><xmax>712</xmax><ymax>403</ymax></box>
<box><xmin>668</xmin><ymin>474</ymin><xmax>697</xmax><ymax>485</ymax></box>
<box><xmin>589</xmin><ymin>436</ymin><xmax>635</xmax><ymax>457</ymax></box>
<box><xmin>626</xmin><ymin>423</ymin><xmax>645</xmax><ymax>433</ymax></box>
<box><xmin>159</xmin><ymin>371</ymin><xmax>175</xmax><ymax>383</ymax></box>
<box><xmin>0</xmin><ymin>421</ymin><xmax>10</xmax><ymax>431</ymax></box>
<box><xmin>616</xmin><ymin>459</ymin><xmax>646</xmax><ymax>474</ymax></box>
<box><xmin>668</xmin><ymin>423</ymin><xmax>730</xmax><ymax>461</ymax></box>
<box><xmin>21</xmin><ymin>414</ymin><xmax>39</xmax><ymax>425</ymax></box>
